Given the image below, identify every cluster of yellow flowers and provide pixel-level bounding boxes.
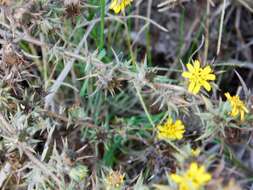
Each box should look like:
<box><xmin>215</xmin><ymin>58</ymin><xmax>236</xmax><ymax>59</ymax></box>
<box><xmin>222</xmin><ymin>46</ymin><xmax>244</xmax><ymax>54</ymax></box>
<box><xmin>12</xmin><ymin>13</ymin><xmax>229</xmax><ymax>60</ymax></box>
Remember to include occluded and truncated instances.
<box><xmin>108</xmin><ymin>2</ymin><xmax>249</xmax><ymax>189</ymax></box>
<box><xmin>156</xmin><ymin>118</ymin><xmax>211</xmax><ymax>188</ymax></box>
<box><xmin>155</xmin><ymin>59</ymin><xmax>248</xmax><ymax>189</ymax></box>
<box><xmin>170</xmin><ymin>162</ymin><xmax>211</xmax><ymax>190</ymax></box>
<box><xmin>182</xmin><ymin>59</ymin><xmax>248</xmax><ymax>121</ymax></box>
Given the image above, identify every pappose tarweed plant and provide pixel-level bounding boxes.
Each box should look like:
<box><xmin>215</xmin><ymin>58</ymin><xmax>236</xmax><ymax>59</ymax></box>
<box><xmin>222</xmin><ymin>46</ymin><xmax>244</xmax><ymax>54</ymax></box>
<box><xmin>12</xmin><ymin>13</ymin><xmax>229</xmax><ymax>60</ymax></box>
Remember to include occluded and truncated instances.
<box><xmin>170</xmin><ymin>162</ymin><xmax>211</xmax><ymax>190</ymax></box>
<box><xmin>157</xmin><ymin>117</ymin><xmax>185</xmax><ymax>141</ymax></box>
<box><xmin>225</xmin><ymin>92</ymin><xmax>249</xmax><ymax>121</ymax></box>
<box><xmin>110</xmin><ymin>0</ymin><xmax>133</xmax><ymax>14</ymax></box>
<box><xmin>182</xmin><ymin>60</ymin><xmax>216</xmax><ymax>95</ymax></box>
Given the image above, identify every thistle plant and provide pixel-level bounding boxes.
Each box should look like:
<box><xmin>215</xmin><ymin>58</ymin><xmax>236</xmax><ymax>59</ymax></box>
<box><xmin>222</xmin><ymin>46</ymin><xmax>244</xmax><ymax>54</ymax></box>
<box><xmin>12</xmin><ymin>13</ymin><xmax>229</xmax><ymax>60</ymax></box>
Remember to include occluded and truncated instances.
<box><xmin>0</xmin><ymin>0</ymin><xmax>252</xmax><ymax>190</ymax></box>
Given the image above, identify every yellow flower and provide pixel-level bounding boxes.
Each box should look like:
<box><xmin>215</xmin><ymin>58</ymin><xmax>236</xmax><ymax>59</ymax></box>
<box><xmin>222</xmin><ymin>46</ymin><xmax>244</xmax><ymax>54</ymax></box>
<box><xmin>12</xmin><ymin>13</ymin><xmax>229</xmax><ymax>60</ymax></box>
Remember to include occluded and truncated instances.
<box><xmin>191</xmin><ymin>148</ymin><xmax>201</xmax><ymax>157</ymax></box>
<box><xmin>182</xmin><ymin>60</ymin><xmax>216</xmax><ymax>94</ymax></box>
<box><xmin>110</xmin><ymin>0</ymin><xmax>132</xmax><ymax>14</ymax></box>
<box><xmin>157</xmin><ymin>118</ymin><xmax>185</xmax><ymax>140</ymax></box>
<box><xmin>225</xmin><ymin>92</ymin><xmax>249</xmax><ymax>121</ymax></box>
<box><xmin>170</xmin><ymin>162</ymin><xmax>211</xmax><ymax>190</ymax></box>
<box><xmin>106</xmin><ymin>170</ymin><xmax>125</xmax><ymax>189</ymax></box>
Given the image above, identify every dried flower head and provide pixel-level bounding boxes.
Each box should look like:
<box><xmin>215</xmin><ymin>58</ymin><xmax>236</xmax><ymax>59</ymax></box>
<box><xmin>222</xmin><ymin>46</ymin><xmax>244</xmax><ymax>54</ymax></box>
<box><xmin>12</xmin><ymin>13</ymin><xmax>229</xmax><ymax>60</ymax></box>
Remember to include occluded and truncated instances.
<box><xmin>110</xmin><ymin>0</ymin><xmax>133</xmax><ymax>14</ymax></box>
<box><xmin>225</xmin><ymin>92</ymin><xmax>249</xmax><ymax>121</ymax></box>
<box><xmin>182</xmin><ymin>60</ymin><xmax>216</xmax><ymax>94</ymax></box>
<box><xmin>157</xmin><ymin>117</ymin><xmax>185</xmax><ymax>141</ymax></box>
<box><xmin>2</xmin><ymin>43</ymin><xmax>24</xmax><ymax>66</ymax></box>
<box><xmin>69</xmin><ymin>164</ymin><xmax>88</xmax><ymax>182</ymax></box>
<box><xmin>170</xmin><ymin>162</ymin><xmax>211</xmax><ymax>190</ymax></box>
<box><xmin>64</xmin><ymin>0</ymin><xmax>80</xmax><ymax>17</ymax></box>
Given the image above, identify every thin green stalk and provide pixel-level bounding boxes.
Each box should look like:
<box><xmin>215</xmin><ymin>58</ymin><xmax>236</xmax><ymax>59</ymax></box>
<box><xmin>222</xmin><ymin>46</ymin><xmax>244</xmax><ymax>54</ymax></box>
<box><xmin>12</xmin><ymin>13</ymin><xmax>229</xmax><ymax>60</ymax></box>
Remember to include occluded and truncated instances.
<box><xmin>177</xmin><ymin>7</ymin><xmax>185</xmax><ymax>58</ymax></box>
<box><xmin>122</xmin><ymin>10</ymin><xmax>136</xmax><ymax>65</ymax></box>
<box><xmin>135</xmin><ymin>85</ymin><xmax>155</xmax><ymax>128</ymax></box>
<box><xmin>99</xmin><ymin>0</ymin><xmax>105</xmax><ymax>51</ymax></box>
<box><xmin>124</xmin><ymin>21</ymin><xmax>136</xmax><ymax>65</ymax></box>
<box><xmin>145</xmin><ymin>27</ymin><xmax>151</xmax><ymax>65</ymax></box>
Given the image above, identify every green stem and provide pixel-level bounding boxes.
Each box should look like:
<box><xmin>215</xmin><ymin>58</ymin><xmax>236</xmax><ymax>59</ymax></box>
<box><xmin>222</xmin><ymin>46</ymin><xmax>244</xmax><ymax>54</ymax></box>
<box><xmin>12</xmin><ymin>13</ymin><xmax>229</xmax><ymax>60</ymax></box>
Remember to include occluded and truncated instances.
<box><xmin>123</xmin><ymin>21</ymin><xmax>136</xmax><ymax>65</ymax></box>
<box><xmin>99</xmin><ymin>0</ymin><xmax>105</xmax><ymax>51</ymax></box>
<box><xmin>135</xmin><ymin>85</ymin><xmax>155</xmax><ymax>127</ymax></box>
<box><xmin>145</xmin><ymin>28</ymin><xmax>151</xmax><ymax>65</ymax></box>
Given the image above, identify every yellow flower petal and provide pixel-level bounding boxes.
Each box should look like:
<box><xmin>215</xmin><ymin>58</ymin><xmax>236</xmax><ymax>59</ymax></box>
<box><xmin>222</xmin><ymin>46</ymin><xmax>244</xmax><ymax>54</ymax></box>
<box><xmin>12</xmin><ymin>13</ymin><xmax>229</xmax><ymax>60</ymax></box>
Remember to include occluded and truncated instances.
<box><xmin>188</xmin><ymin>81</ymin><xmax>195</xmax><ymax>93</ymax></box>
<box><xmin>202</xmin><ymin>65</ymin><xmax>212</xmax><ymax>74</ymax></box>
<box><xmin>182</xmin><ymin>71</ymin><xmax>192</xmax><ymax>78</ymax></box>
<box><xmin>186</xmin><ymin>63</ymin><xmax>194</xmax><ymax>73</ymax></box>
<box><xmin>175</xmin><ymin>120</ymin><xmax>183</xmax><ymax>126</ymax></box>
<box><xmin>202</xmin><ymin>81</ymin><xmax>211</xmax><ymax>91</ymax></box>
<box><xmin>110</xmin><ymin>0</ymin><xmax>132</xmax><ymax>14</ymax></box>
<box><xmin>192</xmin><ymin>84</ymin><xmax>201</xmax><ymax>94</ymax></box>
<box><xmin>175</xmin><ymin>132</ymin><xmax>183</xmax><ymax>139</ymax></box>
<box><xmin>170</xmin><ymin>174</ymin><xmax>182</xmax><ymax>183</ymax></box>
<box><xmin>193</xmin><ymin>60</ymin><xmax>200</xmax><ymax>70</ymax></box>
<box><xmin>205</xmin><ymin>73</ymin><xmax>216</xmax><ymax>80</ymax></box>
<box><xmin>225</xmin><ymin>92</ymin><xmax>248</xmax><ymax>121</ymax></box>
<box><xmin>199</xmin><ymin>173</ymin><xmax>212</xmax><ymax>183</ymax></box>
<box><xmin>240</xmin><ymin>110</ymin><xmax>245</xmax><ymax>121</ymax></box>
<box><xmin>189</xmin><ymin>162</ymin><xmax>198</xmax><ymax>173</ymax></box>
<box><xmin>110</xmin><ymin>0</ymin><xmax>117</xmax><ymax>8</ymax></box>
<box><xmin>224</xmin><ymin>92</ymin><xmax>231</xmax><ymax>100</ymax></box>
<box><xmin>242</xmin><ymin>106</ymin><xmax>249</xmax><ymax>113</ymax></box>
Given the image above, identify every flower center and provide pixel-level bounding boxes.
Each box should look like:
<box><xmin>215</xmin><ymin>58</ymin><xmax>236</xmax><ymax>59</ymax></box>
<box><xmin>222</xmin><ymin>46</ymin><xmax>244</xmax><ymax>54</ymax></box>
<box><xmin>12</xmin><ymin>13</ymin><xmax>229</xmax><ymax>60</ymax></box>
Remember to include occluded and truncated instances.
<box><xmin>191</xmin><ymin>68</ymin><xmax>204</xmax><ymax>82</ymax></box>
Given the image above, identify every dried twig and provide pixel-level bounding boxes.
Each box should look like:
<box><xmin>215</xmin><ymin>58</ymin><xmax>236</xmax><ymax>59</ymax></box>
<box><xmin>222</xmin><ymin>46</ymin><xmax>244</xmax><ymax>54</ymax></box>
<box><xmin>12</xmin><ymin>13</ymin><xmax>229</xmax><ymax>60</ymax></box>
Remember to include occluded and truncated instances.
<box><xmin>0</xmin><ymin>162</ymin><xmax>11</xmax><ymax>188</ymax></box>
<box><xmin>44</xmin><ymin>23</ymin><xmax>96</xmax><ymax>108</ymax></box>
